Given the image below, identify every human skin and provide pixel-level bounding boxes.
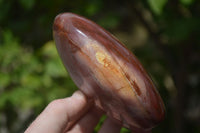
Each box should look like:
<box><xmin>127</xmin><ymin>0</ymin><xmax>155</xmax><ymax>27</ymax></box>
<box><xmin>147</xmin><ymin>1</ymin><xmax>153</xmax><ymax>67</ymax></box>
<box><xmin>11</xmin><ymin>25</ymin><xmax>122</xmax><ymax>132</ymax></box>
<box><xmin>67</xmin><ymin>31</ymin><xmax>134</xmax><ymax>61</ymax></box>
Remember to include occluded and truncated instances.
<box><xmin>24</xmin><ymin>90</ymin><xmax>122</xmax><ymax>133</ymax></box>
<box><xmin>25</xmin><ymin>12</ymin><xmax>165</xmax><ymax>133</ymax></box>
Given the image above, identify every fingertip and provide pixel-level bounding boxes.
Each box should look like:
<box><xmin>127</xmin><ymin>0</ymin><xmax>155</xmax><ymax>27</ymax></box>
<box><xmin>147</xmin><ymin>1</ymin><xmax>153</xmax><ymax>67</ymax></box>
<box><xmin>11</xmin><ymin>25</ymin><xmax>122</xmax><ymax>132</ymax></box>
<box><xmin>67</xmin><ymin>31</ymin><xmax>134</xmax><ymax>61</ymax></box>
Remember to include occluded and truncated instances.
<box><xmin>72</xmin><ymin>90</ymin><xmax>87</xmax><ymax>100</ymax></box>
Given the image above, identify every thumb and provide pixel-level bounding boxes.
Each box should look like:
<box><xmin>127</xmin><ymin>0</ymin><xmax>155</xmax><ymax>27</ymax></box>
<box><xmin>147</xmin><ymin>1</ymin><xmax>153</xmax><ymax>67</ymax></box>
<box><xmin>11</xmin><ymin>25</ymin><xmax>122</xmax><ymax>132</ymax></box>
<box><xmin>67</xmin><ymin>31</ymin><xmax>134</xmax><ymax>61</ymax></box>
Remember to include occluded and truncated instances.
<box><xmin>25</xmin><ymin>90</ymin><xmax>92</xmax><ymax>133</ymax></box>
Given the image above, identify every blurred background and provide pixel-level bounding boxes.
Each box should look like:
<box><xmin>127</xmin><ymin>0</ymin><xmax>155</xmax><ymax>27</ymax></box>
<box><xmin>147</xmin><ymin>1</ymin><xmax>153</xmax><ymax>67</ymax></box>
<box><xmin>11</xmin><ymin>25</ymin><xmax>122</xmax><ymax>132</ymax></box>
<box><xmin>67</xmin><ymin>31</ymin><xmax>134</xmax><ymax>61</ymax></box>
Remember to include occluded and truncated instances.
<box><xmin>0</xmin><ymin>0</ymin><xmax>199</xmax><ymax>133</ymax></box>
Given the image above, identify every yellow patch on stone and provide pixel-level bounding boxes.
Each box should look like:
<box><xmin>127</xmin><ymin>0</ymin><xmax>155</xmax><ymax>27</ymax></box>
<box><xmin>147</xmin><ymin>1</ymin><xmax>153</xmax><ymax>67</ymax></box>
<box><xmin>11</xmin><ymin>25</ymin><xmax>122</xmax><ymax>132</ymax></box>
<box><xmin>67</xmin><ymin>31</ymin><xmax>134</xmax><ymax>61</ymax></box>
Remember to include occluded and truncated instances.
<box><xmin>95</xmin><ymin>52</ymin><xmax>110</xmax><ymax>67</ymax></box>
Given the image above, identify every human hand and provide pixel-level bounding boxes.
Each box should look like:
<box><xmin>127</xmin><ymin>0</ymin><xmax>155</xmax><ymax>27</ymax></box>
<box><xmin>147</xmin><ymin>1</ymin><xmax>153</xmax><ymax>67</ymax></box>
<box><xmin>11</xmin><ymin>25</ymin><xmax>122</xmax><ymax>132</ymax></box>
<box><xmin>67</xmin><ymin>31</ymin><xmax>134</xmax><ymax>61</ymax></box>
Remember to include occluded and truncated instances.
<box><xmin>25</xmin><ymin>90</ymin><xmax>121</xmax><ymax>133</ymax></box>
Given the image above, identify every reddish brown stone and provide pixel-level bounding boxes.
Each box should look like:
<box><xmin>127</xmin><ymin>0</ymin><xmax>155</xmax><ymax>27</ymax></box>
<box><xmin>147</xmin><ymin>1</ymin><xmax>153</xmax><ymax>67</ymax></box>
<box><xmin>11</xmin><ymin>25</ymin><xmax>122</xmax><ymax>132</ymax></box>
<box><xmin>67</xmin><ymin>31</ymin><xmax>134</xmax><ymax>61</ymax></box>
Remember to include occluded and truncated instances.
<box><xmin>53</xmin><ymin>13</ymin><xmax>165</xmax><ymax>132</ymax></box>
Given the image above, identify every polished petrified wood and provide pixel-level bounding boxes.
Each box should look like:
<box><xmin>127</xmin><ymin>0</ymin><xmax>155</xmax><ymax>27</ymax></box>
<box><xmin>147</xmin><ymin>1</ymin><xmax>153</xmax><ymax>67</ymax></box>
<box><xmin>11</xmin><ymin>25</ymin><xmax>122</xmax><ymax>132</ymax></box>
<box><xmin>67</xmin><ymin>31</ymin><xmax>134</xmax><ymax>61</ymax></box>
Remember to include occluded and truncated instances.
<box><xmin>53</xmin><ymin>13</ymin><xmax>165</xmax><ymax>132</ymax></box>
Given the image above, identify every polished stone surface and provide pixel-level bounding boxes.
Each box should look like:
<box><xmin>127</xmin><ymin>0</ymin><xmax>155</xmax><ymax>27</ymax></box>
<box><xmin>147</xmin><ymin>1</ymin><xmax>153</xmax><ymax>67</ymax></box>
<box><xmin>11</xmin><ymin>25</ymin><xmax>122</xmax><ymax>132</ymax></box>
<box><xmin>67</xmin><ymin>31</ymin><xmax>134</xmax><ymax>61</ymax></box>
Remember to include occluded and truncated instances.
<box><xmin>53</xmin><ymin>13</ymin><xmax>165</xmax><ymax>132</ymax></box>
